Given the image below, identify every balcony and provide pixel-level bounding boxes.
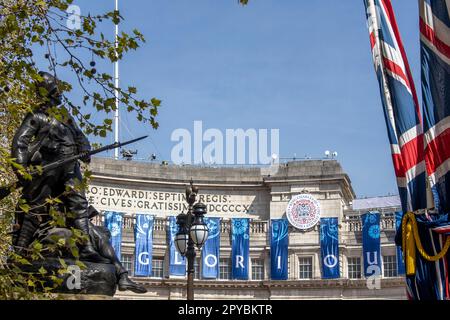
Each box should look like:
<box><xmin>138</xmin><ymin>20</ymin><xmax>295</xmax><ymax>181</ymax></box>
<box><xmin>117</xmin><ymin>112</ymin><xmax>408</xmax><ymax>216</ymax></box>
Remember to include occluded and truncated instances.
<box><xmin>92</xmin><ymin>214</ymin><xmax>268</xmax><ymax>234</ymax></box>
<box><xmin>342</xmin><ymin>215</ymin><xmax>396</xmax><ymax>232</ymax></box>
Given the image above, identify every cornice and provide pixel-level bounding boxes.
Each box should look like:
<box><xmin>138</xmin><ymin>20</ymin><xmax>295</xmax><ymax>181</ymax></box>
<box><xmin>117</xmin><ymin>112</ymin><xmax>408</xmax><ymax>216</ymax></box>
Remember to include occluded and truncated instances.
<box><xmin>130</xmin><ymin>277</ymin><xmax>405</xmax><ymax>290</ymax></box>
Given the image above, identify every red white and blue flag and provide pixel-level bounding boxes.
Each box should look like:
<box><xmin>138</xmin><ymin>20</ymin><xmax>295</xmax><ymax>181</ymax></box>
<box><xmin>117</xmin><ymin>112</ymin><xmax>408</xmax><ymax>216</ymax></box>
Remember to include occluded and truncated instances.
<box><xmin>364</xmin><ymin>0</ymin><xmax>427</xmax><ymax>213</ymax></box>
<box><xmin>365</xmin><ymin>0</ymin><xmax>450</xmax><ymax>300</ymax></box>
<box><xmin>420</xmin><ymin>0</ymin><xmax>450</xmax><ymax>214</ymax></box>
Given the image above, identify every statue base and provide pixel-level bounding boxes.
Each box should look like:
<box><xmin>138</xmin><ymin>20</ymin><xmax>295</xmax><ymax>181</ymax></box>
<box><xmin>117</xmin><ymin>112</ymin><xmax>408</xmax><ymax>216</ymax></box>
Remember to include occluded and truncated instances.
<box><xmin>20</xmin><ymin>257</ymin><xmax>117</xmax><ymax>296</ymax></box>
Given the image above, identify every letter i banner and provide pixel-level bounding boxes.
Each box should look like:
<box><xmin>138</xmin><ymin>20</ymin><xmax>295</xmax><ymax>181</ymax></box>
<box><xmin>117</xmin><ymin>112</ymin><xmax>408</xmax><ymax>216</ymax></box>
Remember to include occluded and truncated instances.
<box><xmin>362</xmin><ymin>212</ymin><xmax>381</xmax><ymax>277</ymax></box>
<box><xmin>201</xmin><ymin>217</ymin><xmax>221</xmax><ymax>279</ymax></box>
<box><xmin>104</xmin><ymin>211</ymin><xmax>123</xmax><ymax>257</ymax></box>
<box><xmin>134</xmin><ymin>214</ymin><xmax>155</xmax><ymax>276</ymax></box>
<box><xmin>320</xmin><ymin>217</ymin><xmax>340</xmax><ymax>279</ymax></box>
<box><xmin>394</xmin><ymin>212</ymin><xmax>405</xmax><ymax>275</ymax></box>
<box><xmin>231</xmin><ymin>218</ymin><xmax>250</xmax><ymax>280</ymax></box>
<box><xmin>270</xmin><ymin>219</ymin><xmax>288</xmax><ymax>280</ymax></box>
<box><xmin>168</xmin><ymin>216</ymin><xmax>186</xmax><ymax>276</ymax></box>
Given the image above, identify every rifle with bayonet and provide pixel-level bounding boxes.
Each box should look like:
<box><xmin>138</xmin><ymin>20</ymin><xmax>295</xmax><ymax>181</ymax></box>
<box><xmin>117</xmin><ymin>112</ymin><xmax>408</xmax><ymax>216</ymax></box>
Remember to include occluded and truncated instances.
<box><xmin>0</xmin><ymin>135</ymin><xmax>148</xmax><ymax>201</ymax></box>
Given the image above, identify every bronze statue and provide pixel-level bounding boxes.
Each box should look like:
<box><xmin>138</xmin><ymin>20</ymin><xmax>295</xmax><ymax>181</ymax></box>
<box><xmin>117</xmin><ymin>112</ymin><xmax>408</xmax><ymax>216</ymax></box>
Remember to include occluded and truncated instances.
<box><xmin>9</xmin><ymin>71</ymin><xmax>146</xmax><ymax>295</ymax></box>
<box><xmin>11</xmin><ymin>71</ymin><xmax>104</xmax><ymax>262</ymax></box>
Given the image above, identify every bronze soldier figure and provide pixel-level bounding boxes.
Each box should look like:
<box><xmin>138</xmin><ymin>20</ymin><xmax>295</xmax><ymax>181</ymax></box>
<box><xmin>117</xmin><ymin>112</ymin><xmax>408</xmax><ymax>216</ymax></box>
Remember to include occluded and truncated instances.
<box><xmin>11</xmin><ymin>71</ymin><xmax>104</xmax><ymax>262</ymax></box>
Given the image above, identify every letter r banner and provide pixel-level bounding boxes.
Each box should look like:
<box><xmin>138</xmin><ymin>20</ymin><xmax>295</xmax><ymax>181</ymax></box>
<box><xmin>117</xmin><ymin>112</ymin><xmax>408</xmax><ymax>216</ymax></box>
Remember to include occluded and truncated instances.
<box><xmin>231</xmin><ymin>218</ymin><xmax>250</xmax><ymax>280</ymax></box>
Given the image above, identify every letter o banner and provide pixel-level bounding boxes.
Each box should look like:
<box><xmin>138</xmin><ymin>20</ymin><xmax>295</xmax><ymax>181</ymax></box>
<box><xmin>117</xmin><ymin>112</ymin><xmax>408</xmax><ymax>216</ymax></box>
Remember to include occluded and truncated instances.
<box><xmin>204</xmin><ymin>254</ymin><xmax>218</xmax><ymax>268</ymax></box>
<box><xmin>323</xmin><ymin>254</ymin><xmax>338</xmax><ymax>268</ymax></box>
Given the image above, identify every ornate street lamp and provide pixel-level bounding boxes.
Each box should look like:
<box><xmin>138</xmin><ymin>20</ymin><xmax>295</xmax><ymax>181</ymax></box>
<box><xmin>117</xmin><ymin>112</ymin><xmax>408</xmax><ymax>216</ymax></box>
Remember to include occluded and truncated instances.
<box><xmin>175</xmin><ymin>213</ymin><xmax>189</xmax><ymax>256</ymax></box>
<box><xmin>175</xmin><ymin>180</ymin><xmax>209</xmax><ymax>300</ymax></box>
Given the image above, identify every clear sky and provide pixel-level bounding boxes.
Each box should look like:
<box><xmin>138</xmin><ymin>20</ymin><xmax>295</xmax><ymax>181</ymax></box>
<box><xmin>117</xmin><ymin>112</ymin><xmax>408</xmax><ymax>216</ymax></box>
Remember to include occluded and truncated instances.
<box><xmin>37</xmin><ymin>0</ymin><xmax>423</xmax><ymax>198</ymax></box>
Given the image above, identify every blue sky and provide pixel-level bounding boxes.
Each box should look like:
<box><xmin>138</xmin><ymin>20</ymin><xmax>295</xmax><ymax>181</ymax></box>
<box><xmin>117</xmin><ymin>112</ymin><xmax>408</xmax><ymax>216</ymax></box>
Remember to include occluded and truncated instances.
<box><xmin>37</xmin><ymin>0</ymin><xmax>423</xmax><ymax>198</ymax></box>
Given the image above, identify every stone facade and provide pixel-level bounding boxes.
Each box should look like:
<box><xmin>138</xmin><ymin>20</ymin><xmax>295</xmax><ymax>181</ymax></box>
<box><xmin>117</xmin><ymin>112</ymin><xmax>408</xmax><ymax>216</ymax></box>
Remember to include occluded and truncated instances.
<box><xmin>87</xmin><ymin>157</ymin><xmax>407</xmax><ymax>300</ymax></box>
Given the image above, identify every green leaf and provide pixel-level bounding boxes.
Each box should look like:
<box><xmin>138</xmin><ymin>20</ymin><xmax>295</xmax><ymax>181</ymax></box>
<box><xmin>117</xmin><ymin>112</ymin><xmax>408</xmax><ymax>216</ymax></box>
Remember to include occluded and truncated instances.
<box><xmin>58</xmin><ymin>258</ymin><xmax>67</xmax><ymax>269</ymax></box>
<box><xmin>151</xmin><ymin>98</ymin><xmax>161</xmax><ymax>107</ymax></box>
<box><xmin>70</xmin><ymin>246</ymin><xmax>79</xmax><ymax>258</ymax></box>
<box><xmin>19</xmin><ymin>204</ymin><xmax>30</xmax><ymax>213</ymax></box>
<box><xmin>33</xmin><ymin>242</ymin><xmax>43</xmax><ymax>251</ymax></box>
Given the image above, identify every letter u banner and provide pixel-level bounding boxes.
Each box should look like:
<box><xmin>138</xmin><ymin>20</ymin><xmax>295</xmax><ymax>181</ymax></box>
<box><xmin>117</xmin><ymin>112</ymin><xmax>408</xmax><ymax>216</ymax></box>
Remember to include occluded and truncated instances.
<box><xmin>320</xmin><ymin>217</ymin><xmax>340</xmax><ymax>279</ymax></box>
<box><xmin>168</xmin><ymin>216</ymin><xmax>186</xmax><ymax>276</ymax></box>
<box><xmin>134</xmin><ymin>214</ymin><xmax>154</xmax><ymax>277</ymax></box>
<box><xmin>270</xmin><ymin>219</ymin><xmax>289</xmax><ymax>280</ymax></box>
<box><xmin>394</xmin><ymin>212</ymin><xmax>405</xmax><ymax>275</ymax></box>
<box><xmin>104</xmin><ymin>211</ymin><xmax>123</xmax><ymax>257</ymax></box>
<box><xmin>201</xmin><ymin>217</ymin><xmax>221</xmax><ymax>279</ymax></box>
<box><xmin>231</xmin><ymin>218</ymin><xmax>250</xmax><ymax>280</ymax></box>
<box><xmin>362</xmin><ymin>212</ymin><xmax>381</xmax><ymax>277</ymax></box>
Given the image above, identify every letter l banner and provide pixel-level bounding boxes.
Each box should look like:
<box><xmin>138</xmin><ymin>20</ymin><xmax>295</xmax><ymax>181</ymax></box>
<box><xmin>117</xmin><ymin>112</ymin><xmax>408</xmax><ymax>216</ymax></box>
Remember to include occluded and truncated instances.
<box><xmin>168</xmin><ymin>216</ymin><xmax>186</xmax><ymax>276</ymax></box>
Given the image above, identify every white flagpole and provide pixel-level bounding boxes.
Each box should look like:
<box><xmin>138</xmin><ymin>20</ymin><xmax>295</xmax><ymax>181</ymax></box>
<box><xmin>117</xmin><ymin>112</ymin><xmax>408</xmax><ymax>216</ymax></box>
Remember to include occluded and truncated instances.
<box><xmin>114</xmin><ymin>0</ymin><xmax>120</xmax><ymax>160</ymax></box>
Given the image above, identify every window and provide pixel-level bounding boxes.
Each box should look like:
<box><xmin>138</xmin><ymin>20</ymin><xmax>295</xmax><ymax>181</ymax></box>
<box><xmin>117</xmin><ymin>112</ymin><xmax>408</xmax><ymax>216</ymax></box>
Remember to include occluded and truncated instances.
<box><xmin>348</xmin><ymin>257</ymin><xmax>362</xmax><ymax>279</ymax></box>
<box><xmin>121</xmin><ymin>254</ymin><xmax>134</xmax><ymax>276</ymax></box>
<box><xmin>152</xmin><ymin>257</ymin><xmax>164</xmax><ymax>278</ymax></box>
<box><xmin>383</xmin><ymin>212</ymin><xmax>395</xmax><ymax>218</ymax></box>
<box><xmin>383</xmin><ymin>255</ymin><xmax>398</xmax><ymax>278</ymax></box>
<box><xmin>219</xmin><ymin>258</ymin><xmax>231</xmax><ymax>280</ymax></box>
<box><xmin>194</xmin><ymin>257</ymin><xmax>201</xmax><ymax>280</ymax></box>
<box><xmin>251</xmin><ymin>259</ymin><xmax>265</xmax><ymax>280</ymax></box>
<box><xmin>298</xmin><ymin>257</ymin><xmax>313</xmax><ymax>279</ymax></box>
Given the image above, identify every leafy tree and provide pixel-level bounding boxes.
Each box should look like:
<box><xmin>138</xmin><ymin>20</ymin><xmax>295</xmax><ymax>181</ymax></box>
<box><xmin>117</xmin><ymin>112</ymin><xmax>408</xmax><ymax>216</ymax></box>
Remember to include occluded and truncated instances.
<box><xmin>0</xmin><ymin>0</ymin><xmax>250</xmax><ymax>300</ymax></box>
<box><xmin>0</xmin><ymin>0</ymin><xmax>160</xmax><ymax>299</ymax></box>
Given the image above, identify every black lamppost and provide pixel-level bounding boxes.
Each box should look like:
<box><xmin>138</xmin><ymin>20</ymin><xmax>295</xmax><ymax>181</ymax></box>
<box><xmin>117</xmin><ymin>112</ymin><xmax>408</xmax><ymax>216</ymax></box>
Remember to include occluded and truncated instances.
<box><xmin>175</xmin><ymin>180</ymin><xmax>208</xmax><ymax>300</ymax></box>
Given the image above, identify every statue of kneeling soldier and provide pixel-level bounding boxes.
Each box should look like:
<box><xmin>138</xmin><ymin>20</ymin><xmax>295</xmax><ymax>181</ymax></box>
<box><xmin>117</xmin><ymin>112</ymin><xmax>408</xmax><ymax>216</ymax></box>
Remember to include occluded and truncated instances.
<box><xmin>9</xmin><ymin>71</ymin><xmax>146</xmax><ymax>294</ymax></box>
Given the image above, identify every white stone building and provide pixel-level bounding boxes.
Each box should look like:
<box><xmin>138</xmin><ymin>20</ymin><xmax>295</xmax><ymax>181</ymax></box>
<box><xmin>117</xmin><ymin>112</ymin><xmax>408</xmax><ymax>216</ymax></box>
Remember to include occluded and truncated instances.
<box><xmin>86</xmin><ymin>157</ymin><xmax>406</xmax><ymax>300</ymax></box>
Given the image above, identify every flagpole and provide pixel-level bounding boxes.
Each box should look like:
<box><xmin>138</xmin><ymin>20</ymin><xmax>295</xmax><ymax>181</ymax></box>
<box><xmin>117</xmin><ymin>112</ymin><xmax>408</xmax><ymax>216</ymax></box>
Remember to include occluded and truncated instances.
<box><xmin>114</xmin><ymin>0</ymin><xmax>120</xmax><ymax>160</ymax></box>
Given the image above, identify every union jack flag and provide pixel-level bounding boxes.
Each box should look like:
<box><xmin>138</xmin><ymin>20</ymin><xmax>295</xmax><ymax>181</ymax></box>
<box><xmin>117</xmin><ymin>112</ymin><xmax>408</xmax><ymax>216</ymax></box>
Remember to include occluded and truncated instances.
<box><xmin>420</xmin><ymin>0</ymin><xmax>450</xmax><ymax>214</ymax></box>
<box><xmin>364</xmin><ymin>0</ymin><xmax>427</xmax><ymax>213</ymax></box>
<box><xmin>364</xmin><ymin>0</ymin><xmax>450</xmax><ymax>300</ymax></box>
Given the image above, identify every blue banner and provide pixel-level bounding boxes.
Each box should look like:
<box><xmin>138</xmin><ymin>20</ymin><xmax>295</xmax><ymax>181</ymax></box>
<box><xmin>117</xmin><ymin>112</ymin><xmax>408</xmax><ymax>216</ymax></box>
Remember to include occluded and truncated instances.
<box><xmin>395</xmin><ymin>211</ymin><xmax>405</xmax><ymax>275</ymax></box>
<box><xmin>270</xmin><ymin>219</ymin><xmax>289</xmax><ymax>280</ymax></box>
<box><xmin>362</xmin><ymin>212</ymin><xmax>381</xmax><ymax>278</ymax></box>
<box><xmin>168</xmin><ymin>216</ymin><xmax>186</xmax><ymax>276</ymax></box>
<box><xmin>320</xmin><ymin>217</ymin><xmax>340</xmax><ymax>279</ymax></box>
<box><xmin>201</xmin><ymin>217</ymin><xmax>221</xmax><ymax>279</ymax></box>
<box><xmin>104</xmin><ymin>211</ymin><xmax>123</xmax><ymax>257</ymax></box>
<box><xmin>231</xmin><ymin>218</ymin><xmax>250</xmax><ymax>280</ymax></box>
<box><xmin>134</xmin><ymin>214</ymin><xmax>154</xmax><ymax>277</ymax></box>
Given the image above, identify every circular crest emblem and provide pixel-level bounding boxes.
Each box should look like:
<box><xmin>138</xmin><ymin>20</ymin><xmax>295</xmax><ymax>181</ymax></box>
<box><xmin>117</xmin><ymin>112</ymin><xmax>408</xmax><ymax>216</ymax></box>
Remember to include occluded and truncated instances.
<box><xmin>286</xmin><ymin>194</ymin><xmax>321</xmax><ymax>230</ymax></box>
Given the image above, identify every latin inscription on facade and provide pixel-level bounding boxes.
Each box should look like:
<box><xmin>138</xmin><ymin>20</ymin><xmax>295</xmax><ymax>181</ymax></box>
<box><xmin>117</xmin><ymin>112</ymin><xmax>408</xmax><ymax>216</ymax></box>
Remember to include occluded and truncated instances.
<box><xmin>86</xmin><ymin>185</ymin><xmax>257</xmax><ymax>215</ymax></box>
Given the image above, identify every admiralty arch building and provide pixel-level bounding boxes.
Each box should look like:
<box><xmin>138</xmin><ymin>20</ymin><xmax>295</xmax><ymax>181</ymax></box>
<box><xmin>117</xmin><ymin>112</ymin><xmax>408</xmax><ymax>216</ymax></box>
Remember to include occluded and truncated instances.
<box><xmin>84</xmin><ymin>157</ymin><xmax>406</xmax><ymax>300</ymax></box>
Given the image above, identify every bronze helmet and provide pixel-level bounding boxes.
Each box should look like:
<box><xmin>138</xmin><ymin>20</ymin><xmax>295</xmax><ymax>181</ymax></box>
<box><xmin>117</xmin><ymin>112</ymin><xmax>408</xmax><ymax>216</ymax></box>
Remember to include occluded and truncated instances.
<box><xmin>36</xmin><ymin>71</ymin><xmax>62</xmax><ymax>106</ymax></box>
